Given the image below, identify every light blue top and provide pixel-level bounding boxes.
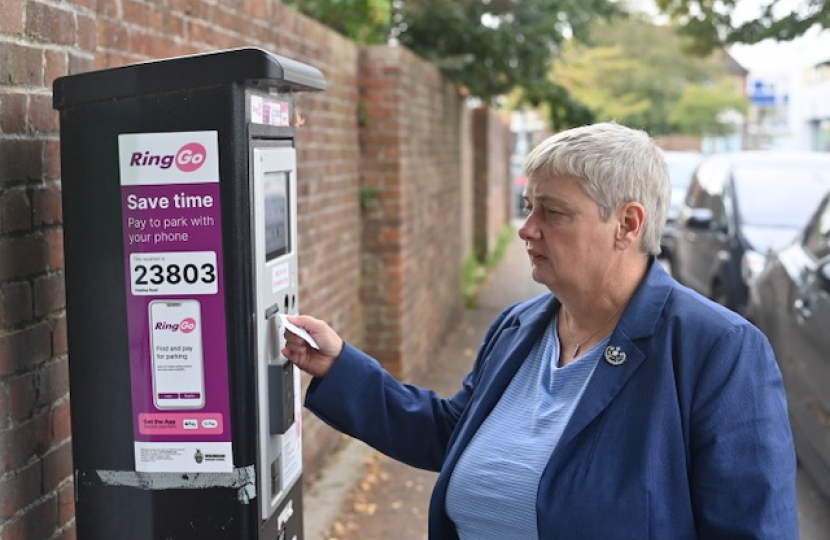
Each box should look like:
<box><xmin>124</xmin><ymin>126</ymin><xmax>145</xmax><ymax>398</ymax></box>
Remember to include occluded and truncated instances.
<box><xmin>445</xmin><ymin>314</ymin><xmax>605</xmax><ymax>540</ymax></box>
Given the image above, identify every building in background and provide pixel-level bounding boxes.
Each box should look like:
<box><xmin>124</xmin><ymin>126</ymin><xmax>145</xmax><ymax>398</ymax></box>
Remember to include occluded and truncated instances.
<box><xmin>735</xmin><ymin>29</ymin><xmax>830</xmax><ymax>152</ymax></box>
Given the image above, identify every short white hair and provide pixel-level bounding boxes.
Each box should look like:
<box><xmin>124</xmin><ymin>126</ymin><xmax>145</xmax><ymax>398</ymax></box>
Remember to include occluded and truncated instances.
<box><xmin>523</xmin><ymin>122</ymin><xmax>671</xmax><ymax>256</ymax></box>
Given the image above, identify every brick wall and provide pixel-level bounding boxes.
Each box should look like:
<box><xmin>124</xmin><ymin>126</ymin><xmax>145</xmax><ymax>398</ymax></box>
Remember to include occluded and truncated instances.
<box><xmin>358</xmin><ymin>45</ymin><xmax>468</xmax><ymax>380</ymax></box>
<box><xmin>473</xmin><ymin>105</ymin><xmax>512</xmax><ymax>261</ymax></box>
<box><xmin>0</xmin><ymin>1</ymin><xmax>512</xmax><ymax>538</ymax></box>
<box><xmin>0</xmin><ymin>2</ymin><xmax>79</xmax><ymax>539</ymax></box>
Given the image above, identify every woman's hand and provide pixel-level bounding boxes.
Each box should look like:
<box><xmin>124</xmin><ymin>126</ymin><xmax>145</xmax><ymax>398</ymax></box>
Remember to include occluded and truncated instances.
<box><xmin>281</xmin><ymin>315</ymin><xmax>344</xmax><ymax>378</ymax></box>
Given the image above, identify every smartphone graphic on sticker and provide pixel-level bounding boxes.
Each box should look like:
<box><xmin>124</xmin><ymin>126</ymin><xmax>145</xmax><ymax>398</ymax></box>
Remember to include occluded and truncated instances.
<box><xmin>149</xmin><ymin>300</ymin><xmax>206</xmax><ymax>410</ymax></box>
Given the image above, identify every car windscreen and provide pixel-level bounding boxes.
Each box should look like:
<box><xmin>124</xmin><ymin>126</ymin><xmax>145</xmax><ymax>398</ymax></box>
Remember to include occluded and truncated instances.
<box><xmin>734</xmin><ymin>165</ymin><xmax>830</xmax><ymax>228</ymax></box>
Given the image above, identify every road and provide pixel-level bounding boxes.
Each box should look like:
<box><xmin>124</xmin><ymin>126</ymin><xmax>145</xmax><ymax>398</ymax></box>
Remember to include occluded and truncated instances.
<box><xmin>797</xmin><ymin>465</ymin><xmax>830</xmax><ymax>539</ymax></box>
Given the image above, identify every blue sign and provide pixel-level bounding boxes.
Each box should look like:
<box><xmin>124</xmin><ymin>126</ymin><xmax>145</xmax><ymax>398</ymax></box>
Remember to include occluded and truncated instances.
<box><xmin>750</xmin><ymin>80</ymin><xmax>776</xmax><ymax>107</ymax></box>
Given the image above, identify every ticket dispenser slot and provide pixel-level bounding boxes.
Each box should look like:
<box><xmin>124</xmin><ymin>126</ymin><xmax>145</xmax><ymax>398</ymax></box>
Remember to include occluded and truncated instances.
<box><xmin>252</xmin><ymin>146</ymin><xmax>301</xmax><ymax>521</ymax></box>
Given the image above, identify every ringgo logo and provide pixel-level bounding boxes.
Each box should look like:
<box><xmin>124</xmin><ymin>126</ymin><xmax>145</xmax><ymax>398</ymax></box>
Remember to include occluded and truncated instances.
<box><xmin>155</xmin><ymin>317</ymin><xmax>198</xmax><ymax>333</ymax></box>
<box><xmin>129</xmin><ymin>142</ymin><xmax>207</xmax><ymax>173</ymax></box>
<box><xmin>119</xmin><ymin>131</ymin><xmax>218</xmax><ymax>186</ymax></box>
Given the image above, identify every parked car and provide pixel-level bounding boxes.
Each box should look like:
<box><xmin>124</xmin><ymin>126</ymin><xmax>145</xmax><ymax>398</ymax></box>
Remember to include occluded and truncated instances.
<box><xmin>672</xmin><ymin>151</ymin><xmax>830</xmax><ymax>315</ymax></box>
<box><xmin>659</xmin><ymin>150</ymin><xmax>704</xmax><ymax>268</ymax></box>
<box><xmin>747</xmin><ymin>191</ymin><xmax>830</xmax><ymax>500</ymax></box>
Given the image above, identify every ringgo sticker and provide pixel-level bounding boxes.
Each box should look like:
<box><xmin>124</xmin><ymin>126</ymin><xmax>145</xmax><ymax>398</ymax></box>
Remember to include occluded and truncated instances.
<box><xmin>119</xmin><ymin>131</ymin><xmax>233</xmax><ymax>473</ymax></box>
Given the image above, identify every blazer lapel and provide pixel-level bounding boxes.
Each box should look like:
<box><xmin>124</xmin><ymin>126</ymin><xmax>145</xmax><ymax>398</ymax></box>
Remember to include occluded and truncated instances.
<box><xmin>552</xmin><ymin>258</ymin><xmax>673</xmax><ymax>457</ymax></box>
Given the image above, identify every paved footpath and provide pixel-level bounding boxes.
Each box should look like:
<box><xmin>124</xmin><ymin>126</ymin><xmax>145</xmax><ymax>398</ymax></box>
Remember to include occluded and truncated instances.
<box><xmin>303</xmin><ymin>223</ymin><xmax>545</xmax><ymax>540</ymax></box>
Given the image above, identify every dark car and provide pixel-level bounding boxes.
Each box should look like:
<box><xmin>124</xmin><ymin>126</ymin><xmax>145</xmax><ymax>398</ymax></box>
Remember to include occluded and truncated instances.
<box><xmin>660</xmin><ymin>150</ymin><xmax>704</xmax><ymax>267</ymax></box>
<box><xmin>672</xmin><ymin>151</ymin><xmax>830</xmax><ymax>315</ymax></box>
<box><xmin>747</xmin><ymin>191</ymin><xmax>830</xmax><ymax>500</ymax></box>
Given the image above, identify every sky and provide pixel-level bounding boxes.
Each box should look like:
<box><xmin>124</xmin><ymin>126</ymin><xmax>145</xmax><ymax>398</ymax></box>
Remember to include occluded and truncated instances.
<box><xmin>631</xmin><ymin>0</ymin><xmax>830</xmax><ymax>74</ymax></box>
<box><xmin>730</xmin><ymin>30</ymin><xmax>830</xmax><ymax>74</ymax></box>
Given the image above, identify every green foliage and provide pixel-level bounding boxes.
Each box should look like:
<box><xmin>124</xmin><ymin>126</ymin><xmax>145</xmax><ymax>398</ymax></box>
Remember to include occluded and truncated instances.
<box><xmin>550</xmin><ymin>16</ymin><xmax>746</xmax><ymax>136</ymax></box>
<box><xmin>669</xmin><ymin>79</ymin><xmax>748</xmax><ymax>137</ymax></box>
<box><xmin>286</xmin><ymin>0</ymin><xmax>622</xmax><ymax>102</ymax></box>
<box><xmin>518</xmin><ymin>82</ymin><xmax>595</xmax><ymax>132</ymax></box>
<box><xmin>656</xmin><ymin>0</ymin><xmax>830</xmax><ymax>55</ymax></box>
<box><xmin>462</xmin><ymin>223</ymin><xmax>515</xmax><ymax>308</ymax></box>
<box><xmin>283</xmin><ymin>0</ymin><xmax>392</xmax><ymax>44</ymax></box>
<box><xmin>394</xmin><ymin>0</ymin><xmax>621</xmax><ymax>101</ymax></box>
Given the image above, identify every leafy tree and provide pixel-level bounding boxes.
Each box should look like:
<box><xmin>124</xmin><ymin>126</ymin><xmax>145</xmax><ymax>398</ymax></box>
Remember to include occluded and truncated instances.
<box><xmin>656</xmin><ymin>0</ymin><xmax>830</xmax><ymax>55</ymax></box>
<box><xmin>285</xmin><ymin>0</ymin><xmax>621</xmax><ymax>102</ymax></box>
<box><xmin>669</xmin><ymin>79</ymin><xmax>748</xmax><ymax>136</ymax></box>
<box><xmin>549</xmin><ymin>16</ymin><xmax>746</xmax><ymax>136</ymax></box>
<box><xmin>393</xmin><ymin>0</ymin><xmax>620</xmax><ymax>101</ymax></box>
<box><xmin>552</xmin><ymin>45</ymin><xmax>652</xmax><ymax>124</ymax></box>
<box><xmin>282</xmin><ymin>0</ymin><xmax>392</xmax><ymax>44</ymax></box>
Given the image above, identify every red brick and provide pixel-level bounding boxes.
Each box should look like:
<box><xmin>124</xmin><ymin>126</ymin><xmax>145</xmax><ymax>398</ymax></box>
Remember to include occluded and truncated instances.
<box><xmin>0</xmin><ymin>233</ymin><xmax>49</xmax><ymax>281</ymax></box>
<box><xmin>28</xmin><ymin>94</ymin><xmax>59</xmax><ymax>134</ymax></box>
<box><xmin>44</xmin><ymin>140</ymin><xmax>61</xmax><ymax>182</ymax></box>
<box><xmin>0</xmin><ymin>0</ymin><xmax>24</xmax><ymax>34</ymax></box>
<box><xmin>26</xmin><ymin>1</ymin><xmax>76</xmax><ymax>45</ymax></box>
<box><xmin>0</xmin><ymin>281</ymin><xmax>33</xmax><ymax>326</ymax></box>
<box><xmin>77</xmin><ymin>13</ymin><xmax>97</xmax><ymax>52</ymax></box>
<box><xmin>42</xmin><ymin>441</ymin><xmax>73</xmax><ymax>493</ymax></box>
<box><xmin>51</xmin><ymin>400</ymin><xmax>72</xmax><ymax>442</ymax></box>
<box><xmin>0</xmin><ymin>43</ymin><xmax>43</xmax><ymax>87</ymax></box>
<box><xmin>46</xmin><ymin>228</ymin><xmax>64</xmax><ymax>271</ymax></box>
<box><xmin>56</xmin><ymin>525</ymin><xmax>77</xmax><ymax>540</ymax></box>
<box><xmin>8</xmin><ymin>372</ymin><xmax>38</xmax><ymax>423</ymax></box>
<box><xmin>31</xmin><ymin>184</ymin><xmax>61</xmax><ymax>226</ymax></box>
<box><xmin>0</xmin><ymin>322</ymin><xmax>52</xmax><ymax>377</ymax></box>
<box><xmin>123</xmin><ymin>0</ymin><xmax>149</xmax><ymax>25</ymax></box>
<box><xmin>0</xmin><ymin>139</ymin><xmax>44</xmax><ymax>185</ymax></box>
<box><xmin>162</xmin><ymin>12</ymin><xmax>186</xmax><ymax>36</ymax></box>
<box><xmin>0</xmin><ymin>187</ymin><xmax>32</xmax><ymax>233</ymax></box>
<box><xmin>44</xmin><ymin>50</ymin><xmax>68</xmax><ymax>88</ymax></box>
<box><xmin>1</xmin><ymin>493</ymin><xmax>58</xmax><ymax>540</ymax></box>
<box><xmin>68</xmin><ymin>53</ymin><xmax>93</xmax><ymax>75</ymax></box>
<box><xmin>0</xmin><ymin>460</ymin><xmax>43</xmax><ymax>520</ymax></box>
<box><xmin>10</xmin><ymin>413</ymin><xmax>51</xmax><ymax>470</ymax></box>
<box><xmin>0</xmin><ymin>92</ymin><xmax>27</xmax><ymax>133</ymax></box>
<box><xmin>41</xmin><ymin>359</ymin><xmax>69</xmax><ymax>406</ymax></box>
<box><xmin>51</xmin><ymin>315</ymin><xmax>67</xmax><ymax>357</ymax></box>
<box><xmin>97</xmin><ymin>18</ymin><xmax>129</xmax><ymax>50</ymax></box>
<box><xmin>0</xmin><ymin>385</ymin><xmax>8</xmax><ymax>430</ymax></box>
<box><xmin>33</xmin><ymin>272</ymin><xmax>65</xmax><ymax>317</ymax></box>
<box><xmin>245</xmin><ymin>0</ymin><xmax>269</xmax><ymax>19</ymax></box>
<box><xmin>58</xmin><ymin>482</ymin><xmax>75</xmax><ymax>527</ymax></box>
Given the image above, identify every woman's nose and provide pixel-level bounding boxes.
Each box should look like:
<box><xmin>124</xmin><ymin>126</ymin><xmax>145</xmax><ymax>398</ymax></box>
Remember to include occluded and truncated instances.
<box><xmin>518</xmin><ymin>212</ymin><xmax>538</xmax><ymax>240</ymax></box>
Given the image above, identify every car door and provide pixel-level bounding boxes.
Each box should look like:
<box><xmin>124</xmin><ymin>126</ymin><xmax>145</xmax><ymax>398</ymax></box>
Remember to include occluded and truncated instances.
<box><xmin>783</xmin><ymin>195</ymin><xmax>830</xmax><ymax>482</ymax></box>
<box><xmin>677</xmin><ymin>158</ymin><xmax>729</xmax><ymax>295</ymax></box>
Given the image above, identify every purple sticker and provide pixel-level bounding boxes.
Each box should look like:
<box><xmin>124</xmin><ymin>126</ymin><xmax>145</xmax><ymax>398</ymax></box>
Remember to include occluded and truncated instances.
<box><xmin>119</xmin><ymin>131</ymin><xmax>233</xmax><ymax>473</ymax></box>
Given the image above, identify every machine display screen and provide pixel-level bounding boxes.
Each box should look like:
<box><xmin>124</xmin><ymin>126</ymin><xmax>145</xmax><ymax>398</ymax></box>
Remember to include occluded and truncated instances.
<box><xmin>264</xmin><ymin>171</ymin><xmax>290</xmax><ymax>261</ymax></box>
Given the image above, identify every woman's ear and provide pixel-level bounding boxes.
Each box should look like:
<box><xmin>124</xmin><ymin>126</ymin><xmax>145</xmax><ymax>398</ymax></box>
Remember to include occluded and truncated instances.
<box><xmin>615</xmin><ymin>202</ymin><xmax>645</xmax><ymax>250</ymax></box>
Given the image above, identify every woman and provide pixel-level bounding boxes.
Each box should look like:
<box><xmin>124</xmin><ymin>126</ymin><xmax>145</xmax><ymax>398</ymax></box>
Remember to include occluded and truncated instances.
<box><xmin>283</xmin><ymin>122</ymin><xmax>798</xmax><ymax>539</ymax></box>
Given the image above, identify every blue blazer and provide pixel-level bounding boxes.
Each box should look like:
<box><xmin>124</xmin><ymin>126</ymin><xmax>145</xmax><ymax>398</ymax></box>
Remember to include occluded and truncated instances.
<box><xmin>306</xmin><ymin>260</ymin><xmax>798</xmax><ymax>539</ymax></box>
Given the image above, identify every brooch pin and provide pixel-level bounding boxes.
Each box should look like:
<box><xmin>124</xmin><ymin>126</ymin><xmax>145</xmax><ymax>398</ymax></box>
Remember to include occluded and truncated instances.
<box><xmin>604</xmin><ymin>346</ymin><xmax>627</xmax><ymax>366</ymax></box>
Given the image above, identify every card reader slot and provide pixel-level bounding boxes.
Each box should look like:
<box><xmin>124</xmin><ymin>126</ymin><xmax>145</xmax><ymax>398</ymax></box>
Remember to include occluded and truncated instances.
<box><xmin>268</xmin><ymin>363</ymin><xmax>295</xmax><ymax>434</ymax></box>
<box><xmin>264</xmin><ymin>303</ymin><xmax>280</xmax><ymax>319</ymax></box>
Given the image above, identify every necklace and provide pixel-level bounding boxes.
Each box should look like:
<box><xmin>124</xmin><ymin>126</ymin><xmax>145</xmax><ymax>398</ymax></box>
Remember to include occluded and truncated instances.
<box><xmin>563</xmin><ymin>305</ymin><xmax>623</xmax><ymax>358</ymax></box>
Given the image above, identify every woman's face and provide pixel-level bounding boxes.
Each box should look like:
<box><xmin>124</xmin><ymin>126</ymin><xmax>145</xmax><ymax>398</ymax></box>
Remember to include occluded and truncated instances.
<box><xmin>518</xmin><ymin>174</ymin><xmax>620</xmax><ymax>295</ymax></box>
